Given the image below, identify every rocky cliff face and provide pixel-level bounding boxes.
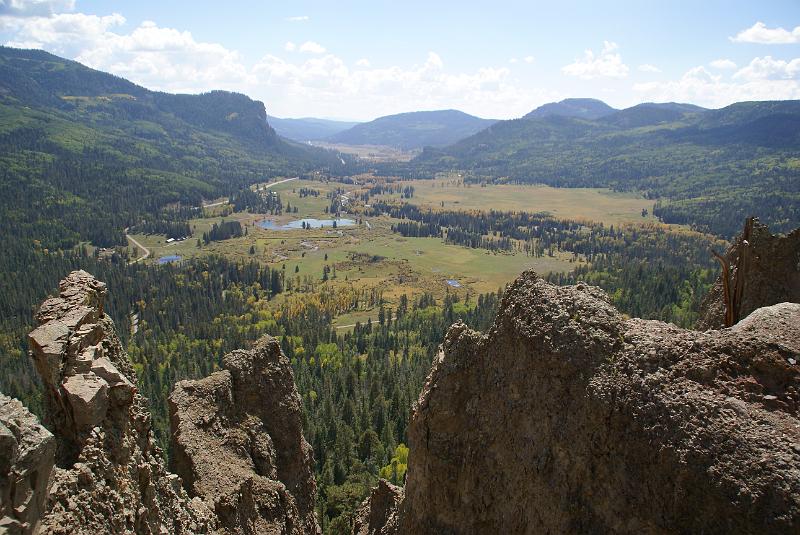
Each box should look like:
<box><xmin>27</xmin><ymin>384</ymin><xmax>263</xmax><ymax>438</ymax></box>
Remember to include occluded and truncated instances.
<box><xmin>22</xmin><ymin>270</ymin><xmax>216</xmax><ymax>534</ymax></box>
<box><xmin>697</xmin><ymin>217</ymin><xmax>800</xmax><ymax>329</ymax></box>
<box><xmin>169</xmin><ymin>337</ymin><xmax>320</xmax><ymax>535</ymax></box>
<box><xmin>358</xmin><ymin>271</ymin><xmax>800</xmax><ymax>534</ymax></box>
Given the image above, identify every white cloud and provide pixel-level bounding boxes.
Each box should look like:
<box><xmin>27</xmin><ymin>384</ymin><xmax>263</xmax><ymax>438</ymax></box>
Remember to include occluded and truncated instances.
<box><xmin>634</xmin><ymin>62</ymin><xmax>800</xmax><ymax>108</ymax></box>
<box><xmin>523</xmin><ymin>55</ymin><xmax>534</xmax><ymax>63</ymax></box>
<box><xmin>733</xmin><ymin>56</ymin><xmax>800</xmax><ymax>81</ymax></box>
<box><xmin>0</xmin><ymin>0</ymin><xmax>74</xmax><ymax>17</ymax></box>
<box><xmin>710</xmin><ymin>58</ymin><xmax>737</xmax><ymax>70</ymax></box>
<box><xmin>731</xmin><ymin>21</ymin><xmax>800</xmax><ymax>44</ymax></box>
<box><xmin>1</xmin><ymin>12</ymin><xmax>253</xmax><ymax>93</ymax></box>
<box><xmin>638</xmin><ymin>63</ymin><xmax>661</xmax><ymax>73</ymax></box>
<box><xmin>682</xmin><ymin>65</ymin><xmax>721</xmax><ymax>84</ymax></box>
<box><xmin>0</xmin><ymin>5</ymin><xmax>560</xmax><ymax>118</ymax></box>
<box><xmin>1</xmin><ymin>12</ymin><xmax>126</xmax><ymax>51</ymax></box>
<box><xmin>298</xmin><ymin>40</ymin><xmax>325</xmax><ymax>54</ymax></box>
<box><xmin>285</xmin><ymin>15</ymin><xmax>308</xmax><ymax>22</ymax></box>
<box><xmin>508</xmin><ymin>57</ymin><xmax>518</xmax><ymax>64</ymax></box>
<box><xmin>425</xmin><ymin>51</ymin><xmax>443</xmax><ymax>69</ymax></box>
<box><xmin>562</xmin><ymin>41</ymin><xmax>628</xmax><ymax>79</ymax></box>
<box><xmin>251</xmin><ymin>50</ymin><xmax>557</xmax><ymax>119</ymax></box>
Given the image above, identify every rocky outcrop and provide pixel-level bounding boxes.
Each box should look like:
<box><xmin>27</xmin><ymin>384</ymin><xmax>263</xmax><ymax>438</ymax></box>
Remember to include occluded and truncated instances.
<box><xmin>360</xmin><ymin>271</ymin><xmax>800</xmax><ymax>534</ymax></box>
<box><xmin>24</xmin><ymin>270</ymin><xmax>215</xmax><ymax>534</ymax></box>
<box><xmin>2</xmin><ymin>270</ymin><xmax>322</xmax><ymax>534</ymax></box>
<box><xmin>697</xmin><ymin>217</ymin><xmax>800</xmax><ymax>330</ymax></box>
<box><xmin>0</xmin><ymin>395</ymin><xmax>55</xmax><ymax>534</ymax></box>
<box><xmin>352</xmin><ymin>480</ymin><xmax>402</xmax><ymax>535</ymax></box>
<box><xmin>169</xmin><ymin>337</ymin><xmax>319</xmax><ymax>535</ymax></box>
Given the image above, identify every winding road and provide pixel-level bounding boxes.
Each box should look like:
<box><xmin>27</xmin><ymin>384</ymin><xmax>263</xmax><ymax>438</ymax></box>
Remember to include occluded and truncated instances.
<box><xmin>126</xmin><ymin>177</ymin><xmax>301</xmax><ymax>264</ymax></box>
<box><xmin>202</xmin><ymin>176</ymin><xmax>300</xmax><ymax>208</ymax></box>
<box><xmin>125</xmin><ymin>230</ymin><xmax>150</xmax><ymax>264</ymax></box>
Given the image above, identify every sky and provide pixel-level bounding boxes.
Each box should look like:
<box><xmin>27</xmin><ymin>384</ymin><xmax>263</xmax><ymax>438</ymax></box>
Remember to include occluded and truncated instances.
<box><xmin>1</xmin><ymin>0</ymin><xmax>799</xmax><ymax>121</ymax></box>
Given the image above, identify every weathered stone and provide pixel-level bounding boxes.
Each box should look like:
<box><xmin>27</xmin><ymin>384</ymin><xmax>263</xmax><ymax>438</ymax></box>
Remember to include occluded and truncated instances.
<box><xmin>353</xmin><ymin>480</ymin><xmax>403</xmax><ymax>535</ymax></box>
<box><xmin>730</xmin><ymin>302</ymin><xmax>800</xmax><ymax>350</ymax></box>
<box><xmin>27</xmin><ymin>322</ymin><xmax>70</xmax><ymax>386</ymax></box>
<box><xmin>62</xmin><ymin>374</ymin><xmax>108</xmax><ymax>431</ymax></box>
<box><xmin>359</xmin><ymin>271</ymin><xmax>800</xmax><ymax>535</ymax></box>
<box><xmin>91</xmin><ymin>357</ymin><xmax>133</xmax><ymax>389</ymax></box>
<box><xmin>0</xmin><ymin>394</ymin><xmax>55</xmax><ymax>535</ymax></box>
<box><xmin>170</xmin><ymin>336</ymin><xmax>320</xmax><ymax>535</ymax></box>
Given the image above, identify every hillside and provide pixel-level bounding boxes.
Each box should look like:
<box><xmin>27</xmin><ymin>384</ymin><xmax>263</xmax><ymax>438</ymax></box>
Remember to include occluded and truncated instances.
<box><xmin>413</xmin><ymin>100</ymin><xmax>800</xmax><ymax>237</ymax></box>
<box><xmin>267</xmin><ymin>115</ymin><xmax>360</xmax><ymax>142</ymax></box>
<box><xmin>327</xmin><ymin>109</ymin><xmax>496</xmax><ymax>149</ymax></box>
<box><xmin>0</xmin><ymin>46</ymin><xmax>345</xmax><ymax>250</ymax></box>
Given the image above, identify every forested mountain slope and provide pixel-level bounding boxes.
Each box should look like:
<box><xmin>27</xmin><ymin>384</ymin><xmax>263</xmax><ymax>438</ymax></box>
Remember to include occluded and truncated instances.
<box><xmin>0</xmin><ymin>46</ymin><xmax>345</xmax><ymax>250</ymax></box>
<box><xmin>327</xmin><ymin>109</ymin><xmax>496</xmax><ymax>149</ymax></box>
<box><xmin>413</xmin><ymin>100</ymin><xmax>800</xmax><ymax>237</ymax></box>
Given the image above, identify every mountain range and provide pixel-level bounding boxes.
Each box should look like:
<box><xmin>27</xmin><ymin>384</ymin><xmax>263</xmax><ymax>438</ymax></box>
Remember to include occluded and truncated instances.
<box><xmin>410</xmin><ymin>98</ymin><xmax>800</xmax><ymax>236</ymax></box>
<box><xmin>1</xmin><ymin>46</ymin><xmax>798</xmax><ymax>242</ymax></box>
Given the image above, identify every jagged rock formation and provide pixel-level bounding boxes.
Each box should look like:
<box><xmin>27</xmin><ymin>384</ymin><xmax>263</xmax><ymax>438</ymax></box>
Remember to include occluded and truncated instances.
<box><xmin>697</xmin><ymin>217</ymin><xmax>800</xmax><ymax>329</ymax></box>
<box><xmin>1</xmin><ymin>270</ymin><xmax>322</xmax><ymax>534</ymax></box>
<box><xmin>359</xmin><ymin>271</ymin><xmax>800</xmax><ymax>534</ymax></box>
<box><xmin>0</xmin><ymin>395</ymin><xmax>55</xmax><ymax>534</ymax></box>
<box><xmin>169</xmin><ymin>337</ymin><xmax>319</xmax><ymax>535</ymax></box>
<box><xmin>23</xmin><ymin>270</ymin><xmax>216</xmax><ymax>534</ymax></box>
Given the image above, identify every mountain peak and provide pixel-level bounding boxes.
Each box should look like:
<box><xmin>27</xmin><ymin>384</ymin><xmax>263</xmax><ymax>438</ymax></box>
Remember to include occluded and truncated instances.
<box><xmin>524</xmin><ymin>98</ymin><xmax>617</xmax><ymax>120</ymax></box>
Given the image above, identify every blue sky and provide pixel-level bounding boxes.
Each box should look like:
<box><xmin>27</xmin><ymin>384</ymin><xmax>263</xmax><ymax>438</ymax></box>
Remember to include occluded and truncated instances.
<box><xmin>1</xmin><ymin>0</ymin><xmax>799</xmax><ymax>120</ymax></box>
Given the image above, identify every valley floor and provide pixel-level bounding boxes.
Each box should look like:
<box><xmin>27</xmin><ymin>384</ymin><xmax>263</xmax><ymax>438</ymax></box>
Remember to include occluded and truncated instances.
<box><xmin>124</xmin><ymin>177</ymin><xmax>676</xmax><ymax>325</ymax></box>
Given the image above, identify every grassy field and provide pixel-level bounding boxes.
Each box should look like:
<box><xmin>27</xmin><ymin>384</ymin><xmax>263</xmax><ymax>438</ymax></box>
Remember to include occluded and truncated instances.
<box><xmin>373</xmin><ymin>179</ymin><xmax>657</xmax><ymax>225</ymax></box>
<box><xmin>128</xmin><ymin>178</ymin><xmax>638</xmax><ymax>317</ymax></box>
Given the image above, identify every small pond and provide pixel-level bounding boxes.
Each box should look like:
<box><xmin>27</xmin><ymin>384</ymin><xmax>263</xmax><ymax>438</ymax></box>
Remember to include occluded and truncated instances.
<box><xmin>258</xmin><ymin>218</ymin><xmax>356</xmax><ymax>230</ymax></box>
<box><xmin>446</xmin><ymin>279</ymin><xmax>462</xmax><ymax>288</ymax></box>
<box><xmin>158</xmin><ymin>255</ymin><xmax>182</xmax><ymax>264</ymax></box>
